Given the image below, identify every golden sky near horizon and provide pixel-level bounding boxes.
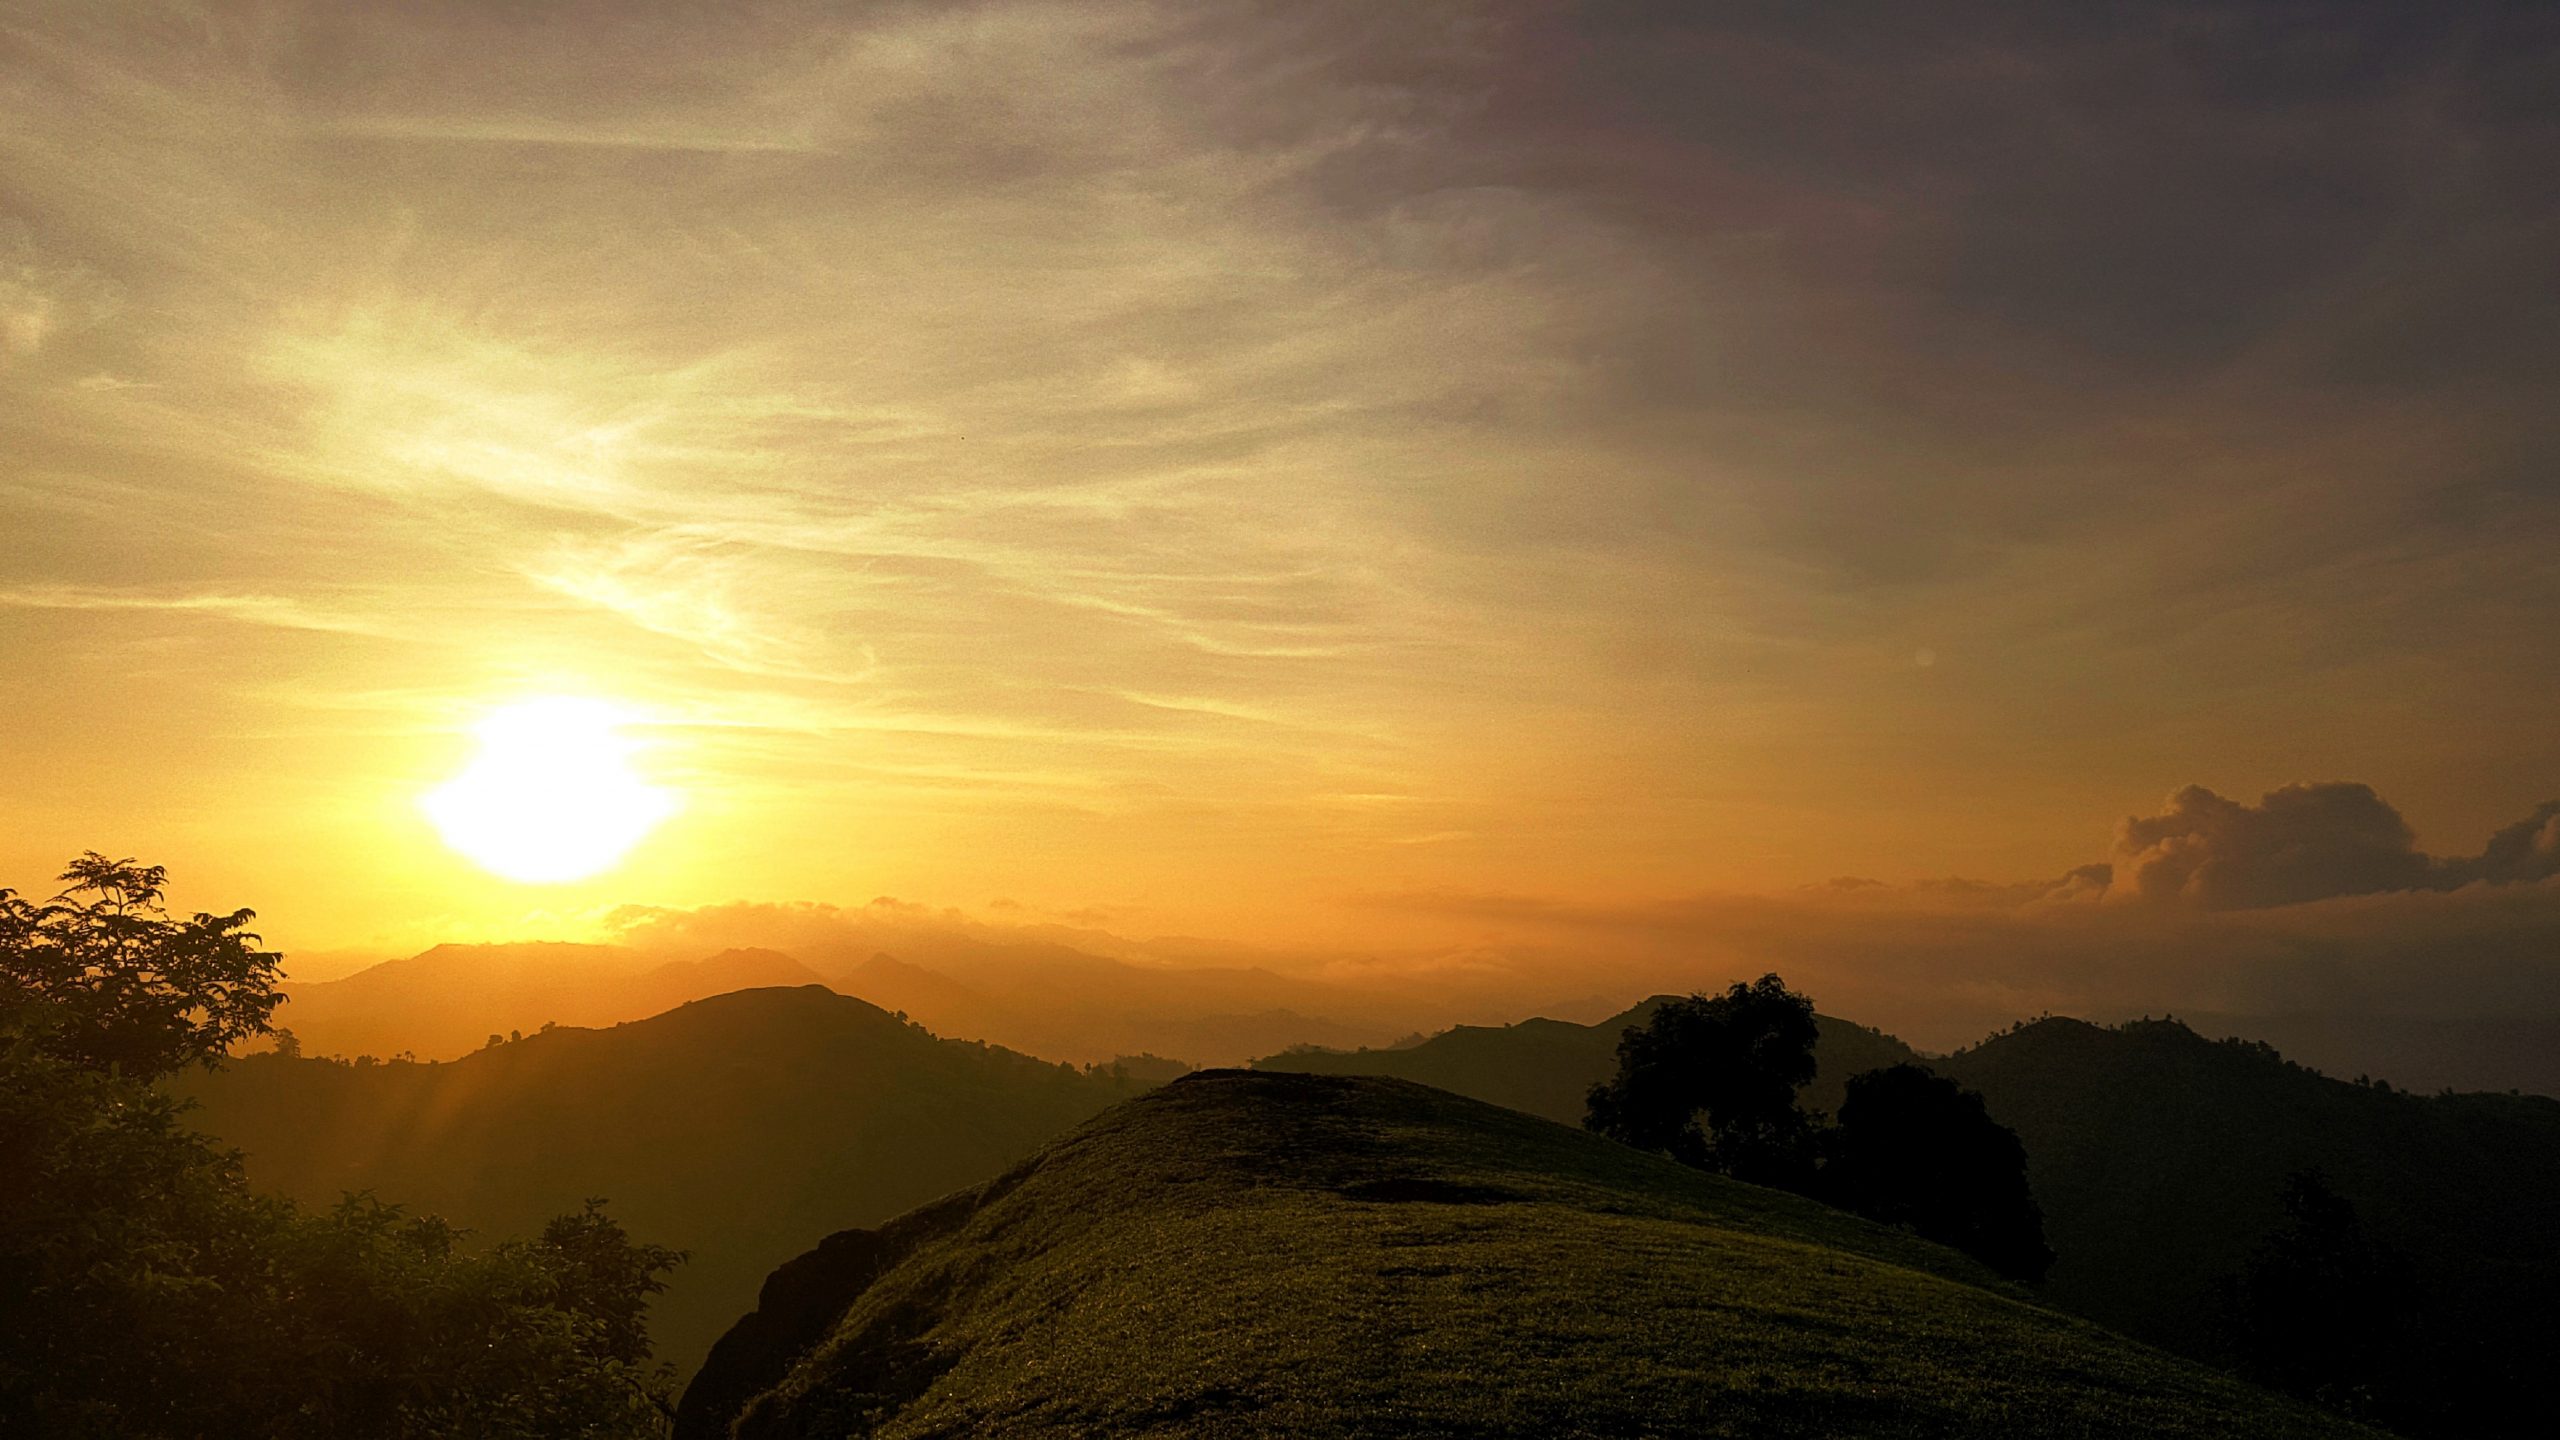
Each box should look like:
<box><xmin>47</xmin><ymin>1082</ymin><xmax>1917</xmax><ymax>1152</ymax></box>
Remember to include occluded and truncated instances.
<box><xmin>4</xmin><ymin>2</ymin><xmax>2557</xmax><ymax>956</ymax></box>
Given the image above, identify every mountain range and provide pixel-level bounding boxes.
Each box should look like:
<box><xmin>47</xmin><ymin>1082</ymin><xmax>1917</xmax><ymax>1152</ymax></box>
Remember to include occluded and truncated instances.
<box><xmin>1260</xmin><ymin>997</ymin><xmax>1918</xmax><ymax>1119</ymax></box>
<box><xmin>273</xmin><ymin>938</ymin><xmax>1400</xmax><ymax>1068</ymax></box>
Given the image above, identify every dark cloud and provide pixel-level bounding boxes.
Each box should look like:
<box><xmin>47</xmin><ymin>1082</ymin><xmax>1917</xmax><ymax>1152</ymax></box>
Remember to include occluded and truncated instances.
<box><xmin>2446</xmin><ymin>799</ymin><xmax>2560</xmax><ymax>887</ymax></box>
<box><xmin>2106</xmin><ymin>782</ymin><xmax>2560</xmax><ymax>908</ymax></box>
<box><xmin>2108</xmin><ymin>782</ymin><xmax>2429</xmax><ymax>908</ymax></box>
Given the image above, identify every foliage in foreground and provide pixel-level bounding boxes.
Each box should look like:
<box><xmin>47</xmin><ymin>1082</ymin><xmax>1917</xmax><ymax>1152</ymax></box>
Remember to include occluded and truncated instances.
<box><xmin>0</xmin><ymin>855</ymin><xmax>682</xmax><ymax>1438</ymax></box>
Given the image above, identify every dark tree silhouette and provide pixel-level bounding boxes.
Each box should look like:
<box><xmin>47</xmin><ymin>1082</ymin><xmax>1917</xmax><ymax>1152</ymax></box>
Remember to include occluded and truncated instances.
<box><xmin>1</xmin><ymin>855</ymin><xmax>684</xmax><ymax>1438</ymax></box>
<box><xmin>1585</xmin><ymin>974</ymin><xmax>1820</xmax><ymax>1186</ymax></box>
<box><xmin>1821</xmin><ymin>1063</ymin><xmax>2052</xmax><ymax>1283</ymax></box>
<box><xmin>0</xmin><ymin>853</ymin><xmax>280</xmax><ymax>1078</ymax></box>
<box><xmin>2223</xmin><ymin>1170</ymin><xmax>2410</xmax><ymax>1422</ymax></box>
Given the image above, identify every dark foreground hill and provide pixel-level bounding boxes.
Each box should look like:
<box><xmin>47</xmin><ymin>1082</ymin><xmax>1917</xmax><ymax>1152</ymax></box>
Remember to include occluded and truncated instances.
<box><xmin>1934</xmin><ymin>1017</ymin><xmax>2560</xmax><ymax>1434</ymax></box>
<box><xmin>1256</xmin><ymin>996</ymin><xmax>1918</xmax><ymax>1121</ymax></box>
<box><xmin>680</xmin><ymin>1071</ymin><xmax>2366</xmax><ymax>1440</ymax></box>
<box><xmin>176</xmin><ymin>987</ymin><xmax>1149</xmax><ymax>1373</ymax></box>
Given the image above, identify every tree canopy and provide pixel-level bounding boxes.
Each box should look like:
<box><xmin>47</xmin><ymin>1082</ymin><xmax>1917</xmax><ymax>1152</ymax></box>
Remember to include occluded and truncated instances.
<box><xmin>1822</xmin><ymin>1063</ymin><xmax>2052</xmax><ymax>1283</ymax></box>
<box><xmin>1585</xmin><ymin>973</ymin><xmax>1822</xmax><ymax>1186</ymax></box>
<box><xmin>1586</xmin><ymin>975</ymin><xmax>2049</xmax><ymax>1284</ymax></box>
<box><xmin>0</xmin><ymin>853</ymin><xmax>281</xmax><ymax>1078</ymax></box>
<box><xmin>0</xmin><ymin>855</ymin><xmax>683</xmax><ymax>1438</ymax></box>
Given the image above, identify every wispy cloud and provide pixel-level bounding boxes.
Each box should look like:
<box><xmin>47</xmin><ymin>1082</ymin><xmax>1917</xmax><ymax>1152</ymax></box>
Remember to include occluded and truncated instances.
<box><xmin>1</xmin><ymin>1</ymin><xmax>2553</xmax><ymax>950</ymax></box>
<box><xmin>0</xmin><ymin>584</ymin><xmax>392</xmax><ymax>636</ymax></box>
<box><xmin>315</xmin><ymin>114</ymin><xmax>822</xmax><ymax>154</ymax></box>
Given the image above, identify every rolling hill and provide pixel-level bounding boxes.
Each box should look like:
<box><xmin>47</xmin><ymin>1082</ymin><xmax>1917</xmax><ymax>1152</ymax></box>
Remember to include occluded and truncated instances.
<box><xmin>1254</xmin><ymin>996</ymin><xmax>1920</xmax><ymax>1121</ymax></box>
<box><xmin>175</xmin><ymin>986</ymin><xmax>1152</xmax><ymax>1373</ymax></box>
<box><xmin>678</xmin><ymin>1071</ymin><xmax>2366</xmax><ymax>1439</ymax></box>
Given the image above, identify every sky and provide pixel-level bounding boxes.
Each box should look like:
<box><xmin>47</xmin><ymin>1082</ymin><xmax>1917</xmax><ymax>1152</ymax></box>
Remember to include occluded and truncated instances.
<box><xmin>4</xmin><ymin>1</ymin><xmax>2557</xmax><ymax>985</ymax></box>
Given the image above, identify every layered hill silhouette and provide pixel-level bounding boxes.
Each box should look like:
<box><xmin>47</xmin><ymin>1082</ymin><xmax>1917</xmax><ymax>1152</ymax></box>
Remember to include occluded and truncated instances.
<box><xmin>678</xmin><ymin>1071</ymin><xmax>2366</xmax><ymax>1439</ymax></box>
<box><xmin>1260</xmin><ymin>1002</ymin><xmax>2560</xmax><ymax>1435</ymax></box>
<box><xmin>2174</xmin><ymin>1009</ymin><xmax>2560</xmax><ymax>1100</ymax></box>
<box><xmin>1257</xmin><ymin>995</ymin><xmax>1919</xmax><ymax>1119</ymax></box>
<box><xmin>176</xmin><ymin>986</ymin><xmax>1151</xmax><ymax>1373</ymax></box>
<box><xmin>275</xmin><ymin>942</ymin><xmax>829</xmax><ymax>1060</ymax></box>
<box><xmin>833</xmin><ymin>947</ymin><xmax>1383</xmax><ymax>1067</ymax></box>
<box><xmin>276</xmin><ymin>936</ymin><xmax>1398</xmax><ymax>1066</ymax></box>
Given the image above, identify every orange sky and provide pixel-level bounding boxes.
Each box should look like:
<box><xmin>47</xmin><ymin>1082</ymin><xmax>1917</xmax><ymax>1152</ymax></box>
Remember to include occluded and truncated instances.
<box><xmin>4</xmin><ymin>3</ymin><xmax>2556</xmax><ymax>962</ymax></box>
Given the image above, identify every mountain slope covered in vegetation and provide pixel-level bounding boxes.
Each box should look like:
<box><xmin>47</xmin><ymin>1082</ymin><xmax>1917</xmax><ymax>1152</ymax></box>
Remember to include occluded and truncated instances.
<box><xmin>1933</xmin><ymin>1017</ymin><xmax>2560</xmax><ymax>1434</ymax></box>
<box><xmin>177</xmin><ymin>986</ymin><xmax>1149</xmax><ymax>1374</ymax></box>
<box><xmin>681</xmin><ymin>1071</ymin><xmax>2367</xmax><ymax>1439</ymax></box>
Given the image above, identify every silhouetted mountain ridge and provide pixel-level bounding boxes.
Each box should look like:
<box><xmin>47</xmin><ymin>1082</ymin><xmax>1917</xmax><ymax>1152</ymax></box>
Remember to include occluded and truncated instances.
<box><xmin>1256</xmin><ymin>995</ymin><xmax>1918</xmax><ymax>1120</ymax></box>
<box><xmin>177</xmin><ymin>985</ymin><xmax>1149</xmax><ymax>1374</ymax></box>
<box><xmin>1933</xmin><ymin>1014</ymin><xmax>2560</xmax><ymax>1434</ymax></box>
<box><xmin>276</xmin><ymin>942</ymin><xmax>830</xmax><ymax>1060</ymax></box>
<box><xmin>830</xmin><ymin>946</ymin><xmax>1389</xmax><ymax>1064</ymax></box>
<box><xmin>274</xmin><ymin>933</ymin><xmax>1402</xmax><ymax>1067</ymax></box>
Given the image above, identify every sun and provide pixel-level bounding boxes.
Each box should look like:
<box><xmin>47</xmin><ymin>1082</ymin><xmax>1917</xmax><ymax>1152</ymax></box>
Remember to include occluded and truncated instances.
<box><xmin>422</xmin><ymin>697</ymin><xmax>679</xmax><ymax>883</ymax></box>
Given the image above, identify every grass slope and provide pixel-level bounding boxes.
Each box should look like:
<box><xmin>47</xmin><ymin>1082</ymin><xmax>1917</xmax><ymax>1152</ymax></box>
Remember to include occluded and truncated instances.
<box><xmin>176</xmin><ymin>986</ymin><xmax>1147</xmax><ymax>1374</ymax></box>
<box><xmin>1256</xmin><ymin>998</ymin><xmax>1918</xmax><ymax>1123</ymax></box>
<box><xmin>690</xmin><ymin>1072</ymin><xmax>2367</xmax><ymax>1439</ymax></box>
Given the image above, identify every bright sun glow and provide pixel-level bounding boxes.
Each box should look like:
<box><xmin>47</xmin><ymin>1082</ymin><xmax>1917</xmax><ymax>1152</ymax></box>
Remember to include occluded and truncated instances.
<box><xmin>422</xmin><ymin>697</ymin><xmax>678</xmax><ymax>883</ymax></box>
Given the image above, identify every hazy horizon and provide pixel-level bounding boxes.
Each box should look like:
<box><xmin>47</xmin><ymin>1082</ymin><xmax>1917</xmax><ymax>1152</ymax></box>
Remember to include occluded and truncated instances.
<box><xmin>245</xmin><ymin>772</ymin><xmax>2560</xmax><ymax>1075</ymax></box>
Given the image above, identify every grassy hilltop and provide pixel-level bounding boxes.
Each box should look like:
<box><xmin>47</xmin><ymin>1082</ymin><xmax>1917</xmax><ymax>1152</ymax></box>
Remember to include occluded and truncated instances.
<box><xmin>684</xmin><ymin>1071</ymin><xmax>2367</xmax><ymax>1439</ymax></box>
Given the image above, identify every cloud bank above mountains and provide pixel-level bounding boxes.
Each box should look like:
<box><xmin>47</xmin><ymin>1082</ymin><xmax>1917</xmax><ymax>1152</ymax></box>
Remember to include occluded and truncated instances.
<box><xmin>2104</xmin><ymin>782</ymin><xmax>2560</xmax><ymax>909</ymax></box>
<box><xmin>1349</xmin><ymin>780</ymin><xmax>2560</xmax><ymax>1050</ymax></box>
<box><xmin>263</xmin><ymin>774</ymin><xmax>2560</xmax><ymax>1089</ymax></box>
